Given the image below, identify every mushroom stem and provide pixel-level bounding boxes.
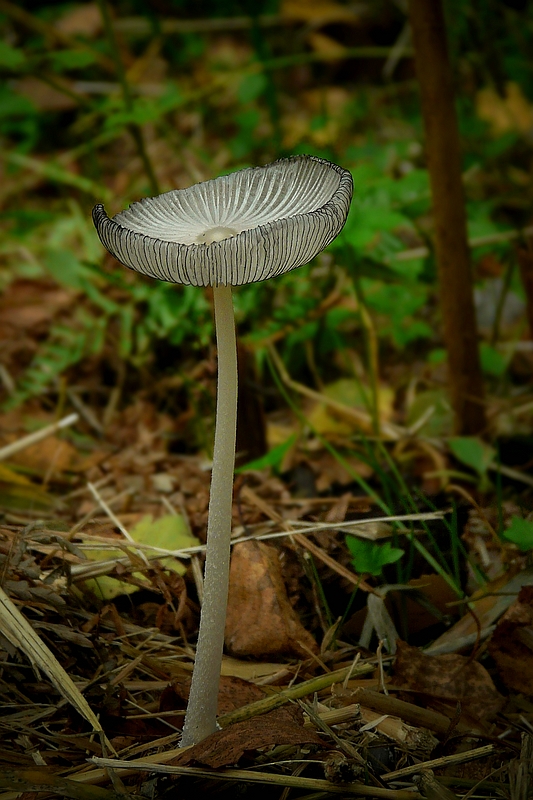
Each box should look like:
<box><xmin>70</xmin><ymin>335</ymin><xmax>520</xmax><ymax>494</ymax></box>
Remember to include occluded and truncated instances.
<box><xmin>181</xmin><ymin>283</ymin><xmax>238</xmax><ymax>747</ymax></box>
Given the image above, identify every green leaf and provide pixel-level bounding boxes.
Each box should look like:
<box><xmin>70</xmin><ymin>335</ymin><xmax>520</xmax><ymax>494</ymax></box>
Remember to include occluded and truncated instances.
<box><xmin>0</xmin><ymin>41</ymin><xmax>26</xmax><ymax>69</ymax></box>
<box><xmin>49</xmin><ymin>49</ymin><xmax>97</xmax><ymax>71</ymax></box>
<box><xmin>5</xmin><ymin>321</ymin><xmax>91</xmax><ymax>409</ymax></box>
<box><xmin>502</xmin><ymin>517</ymin><xmax>533</xmax><ymax>552</ymax></box>
<box><xmin>44</xmin><ymin>249</ymin><xmax>95</xmax><ymax>291</ymax></box>
<box><xmin>236</xmin><ymin>434</ymin><xmax>297</xmax><ymax>475</ymax></box>
<box><xmin>238</xmin><ymin>73</ymin><xmax>267</xmax><ymax>104</ymax></box>
<box><xmin>344</xmin><ymin>206</ymin><xmax>411</xmax><ymax>250</ymax></box>
<box><xmin>83</xmin><ymin>514</ymin><xmax>200</xmax><ymax>601</ymax></box>
<box><xmin>407</xmin><ymin>389</ymin><xmax>454</xmax><ymax>438</ymax></box>
<box><xmin>346</xmin><ymin>536</ymin><xmax>404</xmax><ymax>577</ymax></box>
<box><xmin>448</xmin><ymin>437</ymin><xmax>495</xmax><ymax>477</ymax></box>
<box><xmin>428</xmin><ymin>348</ymin><xmax>446</xmax><ymax>365</ymax></box>
<box><xmin>335</xmin><ymin>246</ymin><xmax>402</xmax><ymax>283</ymax></box>
<box><xmin>480</xmin><ymin>343</ymin><xmax>508</xmax><ymax>377</ymax></box>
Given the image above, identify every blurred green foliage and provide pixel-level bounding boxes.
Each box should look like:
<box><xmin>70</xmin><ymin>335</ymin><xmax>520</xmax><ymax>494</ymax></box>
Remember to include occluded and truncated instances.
<box><xmin>1</xmin><ymin>0</ymin><xmax>532</xmax><ymax>410</ymax></box>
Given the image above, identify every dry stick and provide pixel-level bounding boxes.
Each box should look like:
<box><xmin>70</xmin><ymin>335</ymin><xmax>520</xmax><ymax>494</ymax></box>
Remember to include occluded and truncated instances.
<box><xmin>382</xmin><ymin>744</ymin><xmax>495</xmax><ymax>782</ymax></box>
<box><xmin>5</xmin><ymin>151</ymin><xmax>113</xmax><ymax>202</ymax></box>
<box><xmin>91</xmin><ymin>759</ymin><xmax>420</xmax><ymax>799</ymax></box>
<box><xmin>408</xmin><ymin>0</ymin><xmax>486</xmax><ymax>435</ymax></box>
<box><xmin>268</xmin><ymin>343</ymin><xmax>404</xmax><ymax>440</ymax></box>
<box><xmin>240</xmin><ymin>483</ymin><xmax>375</xmax><ymax>593</ymax></box>
<box><xmin>392</xmin><ymin>224</ymin><xmax>533</xmax><ymax>263</ymax></box>
<box><xmin>87</xmin><ymin>481</ymin><xmax>151</xmax><ymax>568</ymax></box>
<box><xmin>96</xmin><ymin>0</ymin><xmax>160</xmax><ymax>197</ymax></box>
<box><xmin>300</xmin><ymin>700</ymin><xmax>366</xmax><ymax>765</ymax></box>
<box><xmin>115</xmin><ymin>13</ymin><xmax>296</xmax><ymax>35</ymax></box>
<box><xmin>353</xmin><ymin>688</ymin><xmax>466</xmax><ymax>737</ymax></box>
<box><xmin>217</xmin><ymin>661</ymin><xmax>374</xmax><ymax>728</ymax></box>
<box><xmin>0</xmin><ymin>413</ymin><xmax>79</xmax><ymax>461</ymax></box>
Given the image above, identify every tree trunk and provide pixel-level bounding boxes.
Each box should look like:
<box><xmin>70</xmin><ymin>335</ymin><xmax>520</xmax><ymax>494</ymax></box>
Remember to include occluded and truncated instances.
<box><xmin>409</xmin><ymin>0</ymin><xmax>486</xmax><ymax>435</ymax></box>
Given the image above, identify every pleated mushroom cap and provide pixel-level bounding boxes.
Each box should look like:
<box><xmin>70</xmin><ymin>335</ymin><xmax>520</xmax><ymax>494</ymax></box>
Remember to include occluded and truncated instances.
<box><xmin>92</xmin><ymin>155</ymin><xmax>353</xmax><ymax>287</ymax></box>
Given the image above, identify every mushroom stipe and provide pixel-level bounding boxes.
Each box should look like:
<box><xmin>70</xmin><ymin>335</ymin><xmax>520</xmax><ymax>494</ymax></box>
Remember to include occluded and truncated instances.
<box><xmin>93</xmin><ymin>155</ymin><xmax>353</xmax><ymax>746</ymax></box>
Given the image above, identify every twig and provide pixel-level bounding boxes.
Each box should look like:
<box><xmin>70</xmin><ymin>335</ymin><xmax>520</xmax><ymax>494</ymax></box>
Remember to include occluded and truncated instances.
<box><xmin>377</xmin><ymin>639</ymin><xmax>388</xmax><ymax>694</ymax></box>
<box><xmin>343</xmin><ymin>653</ymin><xmax>361</xmax><ymax>689</ymax></box>
<box><xmin>114</xmin><ymin>13</ymin><xmax>295</xmax><ymax>35</ymax></box>
<box><xmin>300</xmin><ymin>700</ymin><xmax>366</xmax><ymax>764</ymax></box>
<box><xmin>240</xmin><ymin>483</ymin><xmax>375</xmax><ymax>593</ymax></box>
<box><xmin>96</xmin><ymin>0</ymin><xmax>160</xmax><ymax>196</ymax></box>
<box><xmin>217</xmin><ymin>662</ymin><xmax>374</xmax><ymax>728</ymax></box>
<box><xmin>268</xmin><ymin>344</ymin><xmax>404</xmax><ymax>440</ymax></box>
<box><xmin>492</xmin><ymin>462</ymin><xmax>533</xmax><ymax>489</ymax></box>
<box><xmin>90</xmin><ymin>759</ymin><xmax>421</xmax><ymax>798</ymax></box>
<box><xmin>86</xmin><ymin>481</ymin><xmax>150</xmax><ymax>567</ymax></box>
<box><xmin>64</xmin><ymin>510</ymin><xmax>445</xmax><ymax>569</ymax></box>
<box><xmin>0</xmin><ymin>413</ymin><xmax>78</xmax><ymax>461</ymax></box>
<box><xmin>5</xmin><ymin>151</ymin><xmax>113</xmax><ymax>201</ymax></box>
<box><xmin>353</xmin><ymin>688</ymin><xmax>469</xmax><ymax>736</ymax></box>
<box><xmin>391</xmin><ymin>225</ymin><xmax>533</xmax><ymax>263</ymax></box>
<box><xmin>66</xmin><ymin>390</ymin><xmax>104</xmax><ymax>435</ymax></box>
<box><xmin>382</xmin><ymin>744</ymin><xmax>495</xmax><ymax>781</ymax></box>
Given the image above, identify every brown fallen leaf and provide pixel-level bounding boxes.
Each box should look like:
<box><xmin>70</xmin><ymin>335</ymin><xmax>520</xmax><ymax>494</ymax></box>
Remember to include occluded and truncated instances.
<box><xmin>9</xmin><ymin>435</ymin><xmax>80</xmax><ymax>476</ymax></box>
<box><xmin>488</xmin><ymin>585</ymin><xmax>533</xmax><ymax>695</ymax></box>
<box><xmin>162</xmin><ymin>674</ymin><xmax>266</xmax><ymax>716</ymax></box>
<box><xmin>171</xmin><ymin>705</ymin><xmax>323</xmax><ymax>768</ymax></box>
<box><xmin>55</xmin><ymin>2</ymin><xmax>101</xmax><ymax>36</ymax></box>
<box><xmin>393</xmin><ymin>641</ymin><xmax>504</xmax><ymax>721</ymax></box>
<box><xmin>225</xmin><ymin>540</ymin><xmax>318</xmax><ymax>659</ymax></box>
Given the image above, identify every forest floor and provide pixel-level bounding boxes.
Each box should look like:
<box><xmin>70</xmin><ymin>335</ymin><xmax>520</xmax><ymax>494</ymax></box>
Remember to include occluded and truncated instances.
<box><xmin>1</xmin><ymin>1</ymin><xmax>533</xmax><ymax>798</ymax></box>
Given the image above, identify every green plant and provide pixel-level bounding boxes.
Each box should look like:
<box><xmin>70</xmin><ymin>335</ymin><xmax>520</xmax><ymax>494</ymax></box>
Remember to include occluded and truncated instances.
<box><xmin>346</xmin><ymin>536</ymin><xmax>404</xmax><ymax>577</ymax></box>
<box><xmin>503</xmin><ymin>517</ymin><xmax>533</xmax><ymax>552</ymax></box>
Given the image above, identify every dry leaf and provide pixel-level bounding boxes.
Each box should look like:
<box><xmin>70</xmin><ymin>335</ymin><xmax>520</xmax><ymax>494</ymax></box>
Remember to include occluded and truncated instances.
<box><xmin>282</xmin><ymin>0</ymin><xmax>359</xmax><ymax>24</ymax></box>
<box><xmin>398</xmin><ymin>575</ymin><xmax>459</xmax><ymax>635</ymax></box>
<box><xmin>488</xmin><ymin>585</ymin><xmax>533</xmax><ymax>695</ymax></box>
<box><xmin>476</xmin><ymin>82</ymin><xmax>533</xmax><ymax>138</ymax></box>
<box><xmin>428</xmin><ymin>569</ymin><xmax>533</xmax><ymax>654</ymax></box>
<box><xmin>311</xmin><ymin>451</ymin><xmax>373</xmax><ymax>492</ymax></box>
<box><xmin>393</xmin><ymin>641</ymin><xmax>504</xmax><ymax>721</ymax></box>
<box><xmin>306</xmin><ymin>378</ymin><xmax>395</xmax><ymax>438</ymax></box>
<box><xmin>9</xmin><ymin>435</ymin><xmax>80</xmax><ymax>475</ymax></box>
<box><xmin>14</xmin><ymin>77</ymin><xmax>78</xmax><ymax>112</ymax></box>
<box><xmin>56</xmin><ymin>3</ymin><xmax>102</xmax><ymax>37</ymax></box>
<box><xmin>307</xmin><ymin>32</ymin><xmax>346</xmax><ymax>59</ymax></box>
<box><xmin>164</xmin><ymin>674</ymin><xmax>266</xmax><ymax>717</ymax></box>
<box><xmin>170</xmin><ymin>705</ymin><xmax>323</xmax><ymax>768</ymax></box>
<box><xmin>225</xmin><ymin>540</ymin><xmax>318</xmax><ymax>659</ymax></box>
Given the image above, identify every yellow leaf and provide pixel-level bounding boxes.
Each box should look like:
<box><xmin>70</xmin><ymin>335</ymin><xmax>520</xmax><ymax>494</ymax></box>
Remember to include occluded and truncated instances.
<box><xmin>282</xmin><ymin>0</ymin><xmax>358</xmax><ymax>23</ymax></box>
<box><xmin>406</xmin><ymin>389</ymin><xmax>454</xmax><ymax>438</ymax></box>
<box><xmin>0</xmin><ymin>463</ymin><xmax>34</xmax><ymax>486</ymax></box>
<box><xmin>476</xmin><ymin>82</ymin><xmax>533</xmax><ymax>137</ymax></box>
<box><xmin>307</xmin><ymin>378</ymin><xmax>394</xmax><ymax>437</ymax></box>
<box><xmin>307</xmin><ymin>32</ymin><xmax>346</xmax><ymax>59</ymax></box>
<box><xmin>0</xmin><ymin>463</ymin><xmax>54</xmax><ymax>509</ymax></box>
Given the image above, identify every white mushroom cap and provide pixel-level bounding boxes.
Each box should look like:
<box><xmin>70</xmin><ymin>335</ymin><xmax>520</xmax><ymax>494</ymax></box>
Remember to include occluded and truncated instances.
<box><xmin>93</xmin><ymin>155</ymin><xmax>353</xmax><ymax>287</ymax></box>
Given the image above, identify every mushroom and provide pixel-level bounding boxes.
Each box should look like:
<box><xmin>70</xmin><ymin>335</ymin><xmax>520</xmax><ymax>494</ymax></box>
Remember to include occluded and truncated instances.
<box><xmin>92</xmin><ymin>155</ymin><xmax>353</xmax><ymax>746</ymax></box>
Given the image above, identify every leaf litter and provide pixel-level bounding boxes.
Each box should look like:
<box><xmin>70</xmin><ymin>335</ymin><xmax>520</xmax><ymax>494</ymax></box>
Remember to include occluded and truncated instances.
<box><xmin>0</xmin><ymin>396</ymin><xmax>531</xmax><ymax>799</ymax></box>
